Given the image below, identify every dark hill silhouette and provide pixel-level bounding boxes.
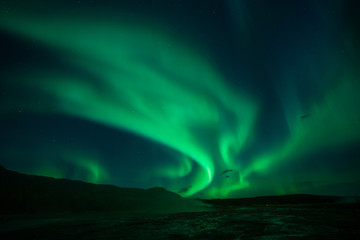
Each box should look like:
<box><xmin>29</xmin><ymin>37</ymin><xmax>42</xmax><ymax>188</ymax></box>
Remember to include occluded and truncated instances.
<box><xmin>201</xmin><ymin>194</ymin><xmax>341</xmax><ymax>206</ymax></box>
<box><xmin>200</xmin><ymin>193</ymin><xmax>360</xmax><ymax>210</ymax></box>
<box><xmin>0</xmin><ymin>165</ymin><xmax>202</xmax><ymax>214</ymax></box>
<box><xmin>1</xmin><ymin>166</ymin><xmax>360</xmax><ymax>239</ymax></box>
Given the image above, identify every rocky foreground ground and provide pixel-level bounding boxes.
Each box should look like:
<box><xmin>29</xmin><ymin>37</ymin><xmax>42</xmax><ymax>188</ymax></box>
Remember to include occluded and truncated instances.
<box><xmin>1</xmin><ymin>166</ymin><xmax>359</xmax><ymax>239</ymax></box>
<box><xmin>1</xmin><ymin>204</ymin><xmax>359</xmax><ymax>240</ymax></box>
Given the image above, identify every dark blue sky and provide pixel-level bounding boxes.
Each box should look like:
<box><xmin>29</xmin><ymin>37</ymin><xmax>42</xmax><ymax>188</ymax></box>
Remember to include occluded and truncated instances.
<box><xmin>1</xmin><ymin>0</ymin><xmax>359</xmax><ymax>198</ymax></box>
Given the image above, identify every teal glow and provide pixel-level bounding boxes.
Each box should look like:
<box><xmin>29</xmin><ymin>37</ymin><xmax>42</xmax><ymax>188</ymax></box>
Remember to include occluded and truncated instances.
<box><xmin>1</xmin><ymin>1</ymin><xmax>359</xmax><ymax>198</ymax></box>
<box><xmin>0</xmin><ymin>12</ymin><xmax>257</xmax><ymax>197</ymax></box>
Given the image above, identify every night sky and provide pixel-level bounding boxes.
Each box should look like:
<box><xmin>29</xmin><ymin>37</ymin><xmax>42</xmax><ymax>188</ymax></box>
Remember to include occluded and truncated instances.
<box><xmin>1</xmin><ymin>0</ymin><xmax>359</xmax><ymax>198</ymax></box>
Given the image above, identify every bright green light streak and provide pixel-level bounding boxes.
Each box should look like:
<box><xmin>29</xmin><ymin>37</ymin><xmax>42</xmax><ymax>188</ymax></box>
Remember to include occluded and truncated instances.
<box><xmin>242</xmin><ymin>73</ymin><xmax>360</xmax><ymax>180</ymax></box>
<box><xmin>156</xmin><ymin>155</ymin><xmax>193</xmax><ymax>179</ymax></box>
<box><xmin>1</xmin><ymin>10</ymin><xmax>359</xmax><ymax>198</ymax></box>
<box><xmin>27</xmin><ymin>148</ymin><xmax>110</xmax><ymax>184</ymax></box>
<box><xmin>62</xmin><ymin>150</ymin><xmax>110</xmax><ymax>184</ymax></box>
<box><xmin>0</xmin><ymin>14</ymin><xmax>257</xmax><ymax>196</ymax></box>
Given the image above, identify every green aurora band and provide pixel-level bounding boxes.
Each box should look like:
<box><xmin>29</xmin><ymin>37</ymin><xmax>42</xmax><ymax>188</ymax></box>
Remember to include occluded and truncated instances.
<box><xmin>1</xmin><ymin>5</ymin><xmax>359</xmax><ymax>198</ymax></box>
<box><xmin>1</xmin><ymin>13</ymin><xmax>258</xmax><ymax>197</ymax></box>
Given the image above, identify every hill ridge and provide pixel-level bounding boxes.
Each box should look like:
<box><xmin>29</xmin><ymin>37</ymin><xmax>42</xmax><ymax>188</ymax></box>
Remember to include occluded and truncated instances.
<box><xmin>0</xmin><ymin>165</ymin><xmax>200</xmax><ymax>214</ymax></box>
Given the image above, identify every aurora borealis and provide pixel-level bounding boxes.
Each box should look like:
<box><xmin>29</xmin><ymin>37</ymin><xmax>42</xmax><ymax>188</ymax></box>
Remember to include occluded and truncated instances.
<box><xmin>0</xmin><ymin>0</ymin><xmax>359</xmax><ymax>198</ymax></box>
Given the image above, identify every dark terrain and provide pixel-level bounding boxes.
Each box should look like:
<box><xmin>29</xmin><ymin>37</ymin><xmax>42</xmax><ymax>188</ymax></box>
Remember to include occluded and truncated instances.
<box><xmin>1</xmin><ymin>165</ymin><xmax>359</xmax><ymax>239</ymax></box>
